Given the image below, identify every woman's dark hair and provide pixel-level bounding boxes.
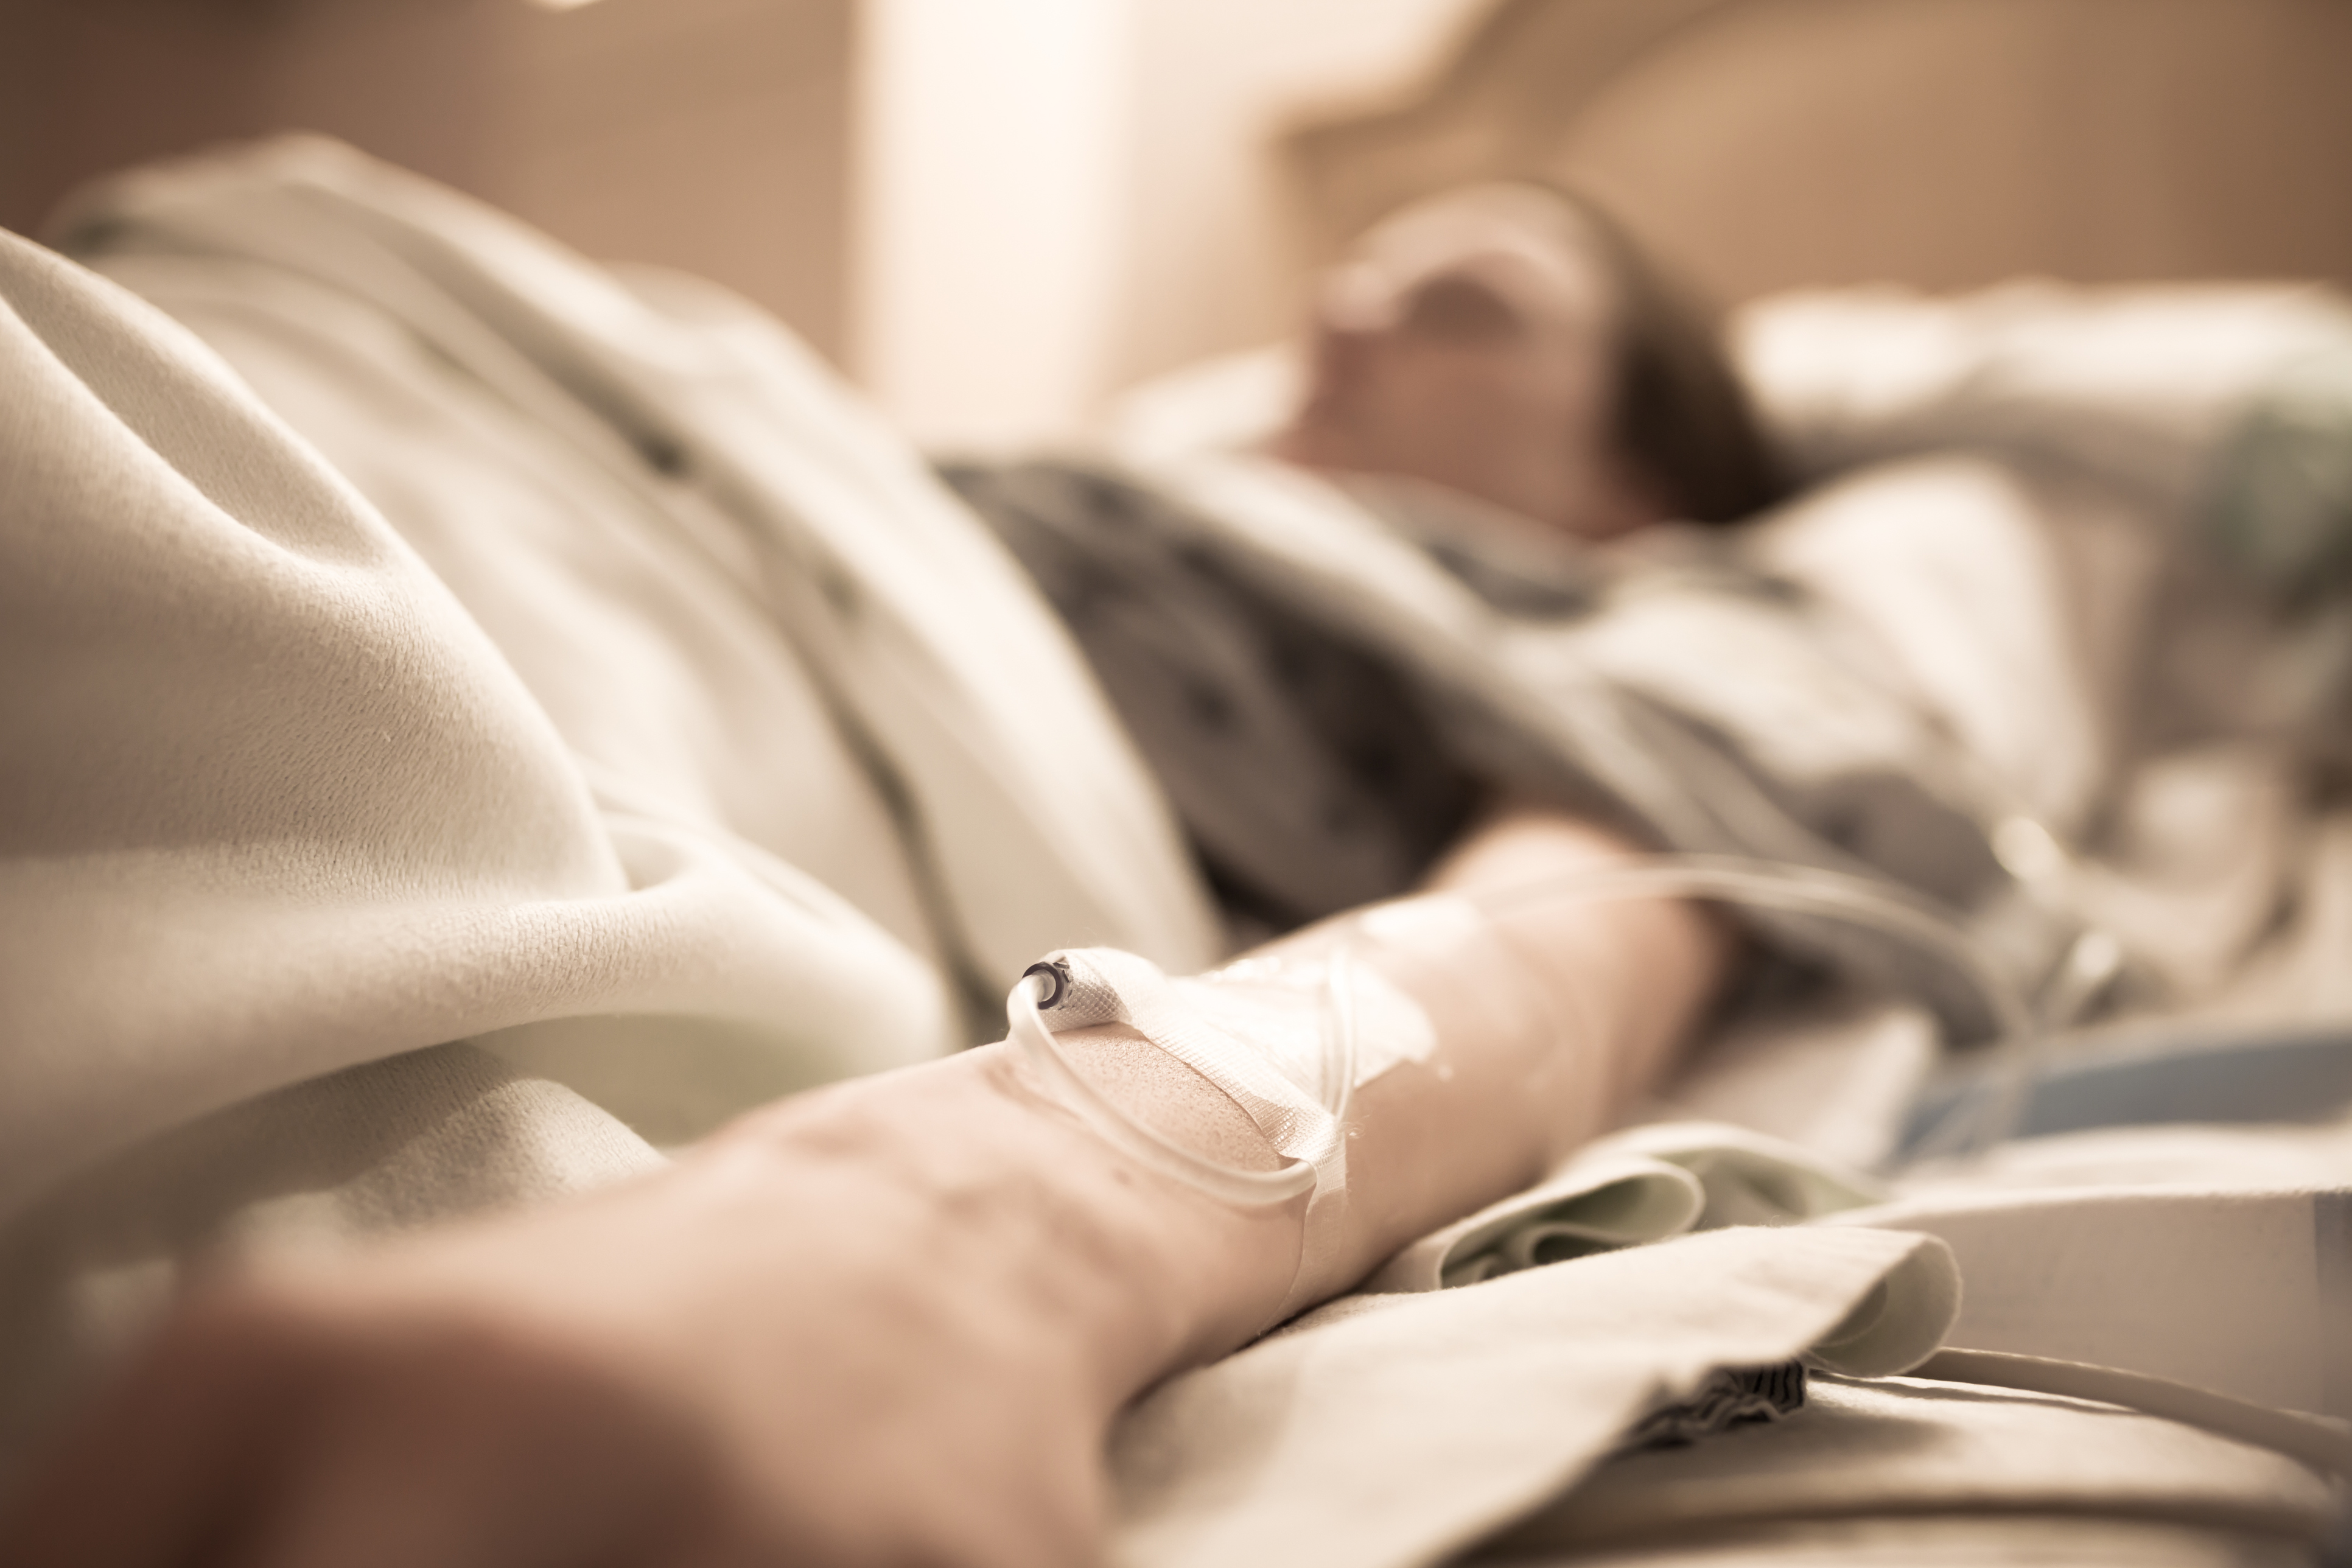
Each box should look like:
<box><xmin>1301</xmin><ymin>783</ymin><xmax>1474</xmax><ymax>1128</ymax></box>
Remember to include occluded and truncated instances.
<box><xmin>1536</xmin><ymin>181</ymin><xmax>1789</xmax><ymax>525</ymax></box>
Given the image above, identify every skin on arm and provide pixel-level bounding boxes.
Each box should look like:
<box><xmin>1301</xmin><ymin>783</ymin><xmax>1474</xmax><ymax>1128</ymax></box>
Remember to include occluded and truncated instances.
<box><xmin>0</xmin><ymin>807</ymin><xmax>1724</xmax><ymax>1568</ymax></box>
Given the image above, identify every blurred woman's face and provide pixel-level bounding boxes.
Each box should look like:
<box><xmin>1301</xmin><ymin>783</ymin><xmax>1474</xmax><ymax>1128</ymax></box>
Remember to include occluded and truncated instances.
<box><xmin>1283</xmin><ymin>187</ymin><xmax>1663</xmax><ymax>541</ymax></box>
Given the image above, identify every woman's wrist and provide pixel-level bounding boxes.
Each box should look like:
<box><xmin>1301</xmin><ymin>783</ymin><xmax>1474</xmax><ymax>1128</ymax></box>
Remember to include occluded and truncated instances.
<box><xmin>3</xmin><ymin>1044</ymin><xmax>1275</xmax><ymax>1568</ymax></box>
<box><xmin>704</xmin><ymin>1043</ymin><xmax>1305</xmax><ymax>1406</ymax></box>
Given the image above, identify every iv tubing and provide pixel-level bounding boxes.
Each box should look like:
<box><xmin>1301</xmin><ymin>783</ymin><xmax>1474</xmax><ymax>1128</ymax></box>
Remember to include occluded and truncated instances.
<box><xmin>1006</xmin><ymin>853</ymin><xmax>2036</xmax><ymax>1209</ymax></box>
<box><xmin>1006</xmin><ymin>948</ymin><xmax>1354</xmax><ymax>1206</ymax></box>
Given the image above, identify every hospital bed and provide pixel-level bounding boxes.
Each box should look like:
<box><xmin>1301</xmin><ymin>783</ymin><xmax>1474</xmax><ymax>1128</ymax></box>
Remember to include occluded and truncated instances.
<box><xmin>5</xmin><ymin>2</ymin><xmax>2352</xmax><ymax>1565</ymax></box>
<box><xmin>1116</xmin><ymin>0</ymin><xmax>2352</xmax><ymax>1561</ymax></box>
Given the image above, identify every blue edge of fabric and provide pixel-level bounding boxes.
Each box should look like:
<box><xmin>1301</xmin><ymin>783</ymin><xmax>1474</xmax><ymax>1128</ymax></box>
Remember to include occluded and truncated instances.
<box><xmin>1901</xmin><ymin>1023</ymin><xmax>2352</xmax><ymax>1153</ymax></box>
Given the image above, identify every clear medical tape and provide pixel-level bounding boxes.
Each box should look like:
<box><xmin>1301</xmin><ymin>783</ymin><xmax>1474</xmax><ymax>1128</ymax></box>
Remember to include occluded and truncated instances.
<box><xmin>1005</xmin><ymin>853</ymin><xmax>2045</xmax><ymax>1216</ymax></box>
<box><xmin>1006</xmin><ymin>949</ymin><xmax>1348</xmax><ymax>1208</ymax></box>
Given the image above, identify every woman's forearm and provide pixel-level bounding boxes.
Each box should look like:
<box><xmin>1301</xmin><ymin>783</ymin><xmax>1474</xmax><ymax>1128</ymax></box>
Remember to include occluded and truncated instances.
<box><xmin>2</xmin><ymin>810</ymin><xmax>1723</xmax><ymax>1567</ymax></box>
<box><xmin>1031</xmin><ymin>803</ymin><xmax>1727</xmax><ymax>1340</ymax></box>
<box><xmin>648</xmin><ymin>804</ymin><xmax>1723</xmax><ymax>1442</ymax></box>
<box><xmin>1301</xmin><ymin>805</ymin><xmax>1727</xmax><ymax>1298</ymax></box>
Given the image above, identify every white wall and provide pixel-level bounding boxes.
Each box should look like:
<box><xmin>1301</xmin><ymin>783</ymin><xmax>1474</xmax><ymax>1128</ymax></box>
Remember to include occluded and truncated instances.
<box><xmin>851</xmin><ymin>0</ymin><xmax>1135</xmax><ymax>449</ymax></box>
<box><xmin>850</xmin><ymin>0</ymin><xmax>1482</xmax><ymax>450</ymax></box>
<box><xmin>1112</xmin><ymin>0</ymin><xmax>1482</xmax><ymax>390</ymax></box>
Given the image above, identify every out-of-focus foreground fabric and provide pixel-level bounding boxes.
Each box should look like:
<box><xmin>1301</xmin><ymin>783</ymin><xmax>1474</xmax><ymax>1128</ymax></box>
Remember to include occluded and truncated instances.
<box><xmin>0</xmin><ymin>135</ymin><xmax>1218</xmax><ymax>1476</ymax></box>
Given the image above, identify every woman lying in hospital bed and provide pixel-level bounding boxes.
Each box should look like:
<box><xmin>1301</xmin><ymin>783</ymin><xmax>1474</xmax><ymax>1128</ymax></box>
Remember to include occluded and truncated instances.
<box><xmin>4</xmin><ymin>138</ymin><xmax>2351</xmax><ymax>1565</ymax></box>
<box><xmin>953</xmin><ymin>178</ymin><xmax>2352</xmax><ymax>1034</ymax></box>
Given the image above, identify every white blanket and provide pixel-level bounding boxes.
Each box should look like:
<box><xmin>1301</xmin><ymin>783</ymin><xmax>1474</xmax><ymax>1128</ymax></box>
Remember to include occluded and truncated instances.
<box><xmin>9</xmin><ymin>140</ymin><xmax>2347</xmax><ymax>1558</ymax></box>
<box><xmin>0</xmin><ymin>138</ymin><xmax>1219</xmax><ymax>1473</ymax></box>
<box><xmin>10</xmin><ymin>133</ymin><xmax>1222</xmax><ymax>1177</ymax></box>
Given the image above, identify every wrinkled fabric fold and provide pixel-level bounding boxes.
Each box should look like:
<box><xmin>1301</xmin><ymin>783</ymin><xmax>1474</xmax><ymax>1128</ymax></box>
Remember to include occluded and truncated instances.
<box><xmin>1108</xmin><ymin>1225</ymin><xmax>1959</xmax><ymax>1568</ymax></box>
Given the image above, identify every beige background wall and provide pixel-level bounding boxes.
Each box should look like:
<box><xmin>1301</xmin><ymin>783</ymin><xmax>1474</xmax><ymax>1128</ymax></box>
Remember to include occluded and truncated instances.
<box><xmin>9</xmin><ymin>0</ymin><xmax>2348</xmax><ymax>452</ymax></box>
<box><xmin>1550</xmin><ymin>0</ymin><xmax>2352</xmax><ymax>307</ymax></box>
<box><xmin>1284</xmin><ymin>0</ymin><xmax>2352</xmax><ymax>312</ymax></box>
<box><xmin>0</xmin><ymin>0</ymin><xmax>854</xmax><ymax>362</ymax></box>
<box><xmin>0</xmin><ymin>0</ymin><xmax>1494</xmax><ymax>438</ymax></box>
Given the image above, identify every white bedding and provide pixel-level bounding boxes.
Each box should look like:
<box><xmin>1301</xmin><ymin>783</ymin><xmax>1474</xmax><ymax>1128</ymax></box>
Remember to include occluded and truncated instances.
<box><xmin>0</xmin><ymin>135</ymin><xmax>1217</xmax><ymax>1479</ymax></box>
<box><xmin>6</xmin><ymin>136</ymin><xmax>2352</xmax><ymax>1562</ymax></box>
